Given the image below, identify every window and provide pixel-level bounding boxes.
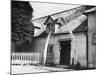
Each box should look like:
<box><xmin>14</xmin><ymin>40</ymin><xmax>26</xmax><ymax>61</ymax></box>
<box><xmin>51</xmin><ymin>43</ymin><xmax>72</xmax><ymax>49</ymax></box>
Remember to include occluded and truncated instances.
<box><xmin>47</xmin><ymin>45</ymin><xmax>53</xmax><ymax>54</ymax></box>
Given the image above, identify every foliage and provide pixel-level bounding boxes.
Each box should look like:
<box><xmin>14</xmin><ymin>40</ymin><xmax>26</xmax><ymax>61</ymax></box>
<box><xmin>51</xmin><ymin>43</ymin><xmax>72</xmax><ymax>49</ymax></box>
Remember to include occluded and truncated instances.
<box><xmin>11</xmin><ymin>1</ymin><xmax>34</xmax><ymax>46</ymax></box>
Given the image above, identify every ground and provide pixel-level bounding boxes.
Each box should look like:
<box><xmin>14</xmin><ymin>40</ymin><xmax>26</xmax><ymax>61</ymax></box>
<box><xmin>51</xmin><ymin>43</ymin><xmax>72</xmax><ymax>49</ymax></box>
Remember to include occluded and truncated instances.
<box><xmin>11</xmin><ymin>65</ymin><xmax>73</xmax><ymax>74</ymax></box>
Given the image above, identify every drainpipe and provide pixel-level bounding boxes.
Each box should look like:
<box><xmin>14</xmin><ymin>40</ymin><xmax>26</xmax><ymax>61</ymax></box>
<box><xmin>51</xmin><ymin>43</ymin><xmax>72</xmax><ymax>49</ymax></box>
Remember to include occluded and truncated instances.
<box><xmin>85</xmin><ymin>32</ymin><xmax>88</xmax><ymax>69</ymax></box>
<box><xmin>69</xmin><ymin>30</ymin><xmax>78</xmax><ymax>65</ymax></box>
<box><xmin>43</xmin><ymin>32</ymin><xmax>51</xmax><ymax>66</ymax></box>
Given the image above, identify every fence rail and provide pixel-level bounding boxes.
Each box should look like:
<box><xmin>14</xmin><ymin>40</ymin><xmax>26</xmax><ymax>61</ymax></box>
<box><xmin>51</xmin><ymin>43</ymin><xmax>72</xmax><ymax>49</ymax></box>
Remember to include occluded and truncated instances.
<box><xmin>11</xmin><ymin>52</ymin><xmax>41</xmax><ymax>65</ymax></box>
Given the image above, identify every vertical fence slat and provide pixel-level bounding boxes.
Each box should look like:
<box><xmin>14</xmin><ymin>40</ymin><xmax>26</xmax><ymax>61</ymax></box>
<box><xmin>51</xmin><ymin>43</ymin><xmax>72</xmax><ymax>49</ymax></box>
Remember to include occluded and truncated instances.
<box><xmin>11</xmin><ymin>52</ymin><xmax>40</xmax><ymax>65</ymax></box>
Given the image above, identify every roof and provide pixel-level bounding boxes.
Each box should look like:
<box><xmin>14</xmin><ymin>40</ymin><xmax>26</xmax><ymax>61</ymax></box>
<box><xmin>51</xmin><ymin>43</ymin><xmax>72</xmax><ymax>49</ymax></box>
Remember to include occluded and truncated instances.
<box><xmin>33</xmin><ymin>6</ymin><xmax>95</xmax><ymax>37</ymax></box>
<box><xmin>83</xmin><ymin>7</ymin><xmax>96</xmax><ymax>14</ymax></box>
<box><xmin>33</xmin><ymin>5</ymin><xmax>84</xmax><ymax>21</ymax></box>
<box><xmin>34</xmin><ymin>18</ymin><xmax>88</xmax><ymax>37</ymax></box>
<box><xmin>44</xmin><ymin>16</ymin><xmax>55</xmax><ymax>25</ymax></box>
<box><xmin>34</xmin><ymin>31</ymin><xmax>47</xmax><ymax>38</ymax></box>
<box><xmin>73</xmin><ymin>19</ymin><xmax>88</xmax><ymax>33</ymax></box>
<box><xmin>34</xmin><ymin>26</ymin><xmax>41</xmax><ymax>29</ymax></box>
<box><xmin>54</xmin><ymin>14</ymin><xmax>87</xmax><ymax>34</ymax></box>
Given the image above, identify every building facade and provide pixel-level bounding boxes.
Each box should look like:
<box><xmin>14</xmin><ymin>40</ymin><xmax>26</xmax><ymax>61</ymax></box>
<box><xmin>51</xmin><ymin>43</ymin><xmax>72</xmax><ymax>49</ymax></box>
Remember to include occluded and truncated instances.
<box><xmin>11</xmin><ymin>6</ymin><xmax>96</xmax><ymax>69</ymax></box>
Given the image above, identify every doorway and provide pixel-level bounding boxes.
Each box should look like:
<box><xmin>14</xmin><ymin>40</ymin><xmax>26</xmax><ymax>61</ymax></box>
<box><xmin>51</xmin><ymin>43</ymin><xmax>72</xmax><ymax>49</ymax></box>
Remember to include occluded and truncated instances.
<box><xmin>59</xmin><ymin>40</ymin><xmax>71</xmax><ymax>66</ymax></box>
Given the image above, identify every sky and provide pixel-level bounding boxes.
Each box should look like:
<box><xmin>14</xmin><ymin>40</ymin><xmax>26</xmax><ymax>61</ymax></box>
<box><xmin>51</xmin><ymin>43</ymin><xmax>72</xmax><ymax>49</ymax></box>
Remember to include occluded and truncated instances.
<box><xmin>30</xmin><ymin>2</ymin><xmax>81</xmax><ymax>20</ymax></box>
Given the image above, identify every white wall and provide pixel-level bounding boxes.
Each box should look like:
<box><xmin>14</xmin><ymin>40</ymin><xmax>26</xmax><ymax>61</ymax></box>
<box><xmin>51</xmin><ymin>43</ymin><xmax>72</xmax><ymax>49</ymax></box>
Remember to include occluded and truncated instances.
<box><xmin>88</xmin><ymin>13</ymin><xmax>96</xmax><ymax>68</ymax></box>
<box><xmin>74</xmin><ymin>33</ymin><xmax>87</xmax><ymax>67</ymax></box>
<box><xmin>49</xmin><ymin>33</ymin><xmax>87</xmax><ymax>67</ymax></box>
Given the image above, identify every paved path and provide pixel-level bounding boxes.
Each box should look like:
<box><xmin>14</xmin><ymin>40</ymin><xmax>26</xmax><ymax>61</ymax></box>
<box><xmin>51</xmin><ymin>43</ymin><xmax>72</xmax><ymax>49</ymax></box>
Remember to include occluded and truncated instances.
<box><xmin>12</xmin><ymin>65</ymin><xmax>73</xmax><ymax>74</ymax></box>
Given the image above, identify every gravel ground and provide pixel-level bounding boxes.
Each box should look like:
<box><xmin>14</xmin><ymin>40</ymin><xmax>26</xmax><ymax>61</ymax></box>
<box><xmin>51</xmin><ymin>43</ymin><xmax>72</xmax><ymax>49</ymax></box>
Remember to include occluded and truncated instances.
<box><xmin>11</xmin><ymin>65</ymin><xmax>73</xmax><ymax>74</ymax></box>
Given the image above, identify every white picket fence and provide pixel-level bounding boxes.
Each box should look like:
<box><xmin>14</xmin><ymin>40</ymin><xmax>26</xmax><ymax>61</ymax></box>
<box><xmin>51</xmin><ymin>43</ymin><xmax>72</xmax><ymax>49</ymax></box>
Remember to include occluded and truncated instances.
<box><xmin>11</xmin><ymin>52</ymin><xmax>41</xmax><ymax>65</ymax></box>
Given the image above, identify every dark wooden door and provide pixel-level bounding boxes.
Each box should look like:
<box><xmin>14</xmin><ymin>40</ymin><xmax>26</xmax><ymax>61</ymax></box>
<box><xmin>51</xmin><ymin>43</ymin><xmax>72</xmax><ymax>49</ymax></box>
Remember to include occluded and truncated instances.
<box><xmin>60</xmin><ymin>40</ymin><xmax>71</xmax><ymax>66</ymax></box>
